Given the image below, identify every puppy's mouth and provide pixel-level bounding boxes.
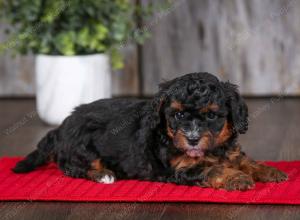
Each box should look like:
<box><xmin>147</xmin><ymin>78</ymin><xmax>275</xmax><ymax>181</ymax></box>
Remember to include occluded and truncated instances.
<box><xmin>186</xmin><ymin>148</ymin><xmax>205</xmax><ymax>157</ymax></box>
<box><xmin>172</xmin><ymin>130</ymin><xmax>212</xmax><ymax>158</ymax></box>
<box><xmin>185</xmin><ymin>137</ymin><xmax>209</xmax><ymax>157</ymax></box>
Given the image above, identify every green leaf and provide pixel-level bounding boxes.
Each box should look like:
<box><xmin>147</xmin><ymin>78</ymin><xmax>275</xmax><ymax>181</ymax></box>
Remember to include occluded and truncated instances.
<box><xmin>110</xmin><ymin>48</ymin><xmax>124</xmax><ymax>70</ymax></box>
<box><xmin>54</xmin><ymin>31</ymin><xmax>76</xmax><ymax>56</ymax></box>
<box><xmin>95</xmin><ymin>24</ymin><xmax>108</xmax><ymax>40</ymax></box>
<box><xmin>41</xmin><ymin>0</ymin><xmax>67</xmax><ymax>23</ymax></box>
<box><xmin>77</xmin><ymin>27</ymin><xmax>90</xmax><ymax>47</ymax></box>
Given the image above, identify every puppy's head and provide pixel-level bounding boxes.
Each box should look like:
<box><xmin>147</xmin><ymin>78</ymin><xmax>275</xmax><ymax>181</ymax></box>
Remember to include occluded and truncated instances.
<box><xmin>152</xmin><ymin>72</ymin><xmax>248</xmax><ymax>158</ymax></box>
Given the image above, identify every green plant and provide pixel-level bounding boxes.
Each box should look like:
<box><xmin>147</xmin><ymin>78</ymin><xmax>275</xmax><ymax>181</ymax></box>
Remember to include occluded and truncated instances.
<box><xmin>0</xmin><ymin>0</ymin><xmax>155</xmax><ymax>69</ymax></box>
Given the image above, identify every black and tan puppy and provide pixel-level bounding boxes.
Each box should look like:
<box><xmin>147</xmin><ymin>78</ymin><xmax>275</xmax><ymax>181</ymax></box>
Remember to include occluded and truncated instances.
<box><xmin>13</xmin><ymin>72</ymin><xmax>287</xmax><ymax>190</ymax></box>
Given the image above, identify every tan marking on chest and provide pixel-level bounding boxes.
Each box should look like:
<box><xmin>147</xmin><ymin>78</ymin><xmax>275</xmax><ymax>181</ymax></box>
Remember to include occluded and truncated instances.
<box><xmin>215</xmin><ymin>121</ymin><xmax>232</xmax><ymax>146</ymax></box>
<box><xmin>226</xmin><ymin>146</ymin><xmax>242</xmax><ymax>161</ymax></box>
<box><xmin>170</xmin><ymin>155</ymin><xmax>202</xmax><ymax>171</ymax></box>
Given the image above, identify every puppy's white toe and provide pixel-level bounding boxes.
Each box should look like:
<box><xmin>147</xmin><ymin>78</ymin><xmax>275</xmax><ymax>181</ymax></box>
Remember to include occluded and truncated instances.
<box><xmin>96</xmin><ymin>175</ymin><xmax>115</xmax><ymax>184</ymax></box>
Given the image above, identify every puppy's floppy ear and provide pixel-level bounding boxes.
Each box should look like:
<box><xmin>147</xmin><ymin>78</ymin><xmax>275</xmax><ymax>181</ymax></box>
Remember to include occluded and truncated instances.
<box><xmin>150</xmin><ymin>94</ymin><xmax>164</xmax><ymax>129</ymax></box>
<box><xmin>149</xmin><ymin>79</ymin><xmax>175</xmax><ymax>129</ymax></box>
<box><xmin>222</xmin><ymin>81</ymin><xmax>248</xmax><ymax>134</ymax></box>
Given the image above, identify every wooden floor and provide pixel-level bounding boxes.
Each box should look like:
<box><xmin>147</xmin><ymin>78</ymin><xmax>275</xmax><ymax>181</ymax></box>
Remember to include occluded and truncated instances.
<box><xmin>0</xmin><ymin>98</ymin><xmax>300</xmax><ymax>220</ymax></box>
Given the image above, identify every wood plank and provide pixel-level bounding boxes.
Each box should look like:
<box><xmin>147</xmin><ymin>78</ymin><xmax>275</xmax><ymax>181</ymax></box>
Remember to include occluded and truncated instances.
<box><xmin>0</xmin><ymin>22</ymin><xmax>35</xmax><ymax>96</ymax></box>
<box><xmin>111</xmin><ymin>45</ymin><xmax>139</xmax><ymax>96</ymax></box>
<box><xmin>0</xmin><ymin>202</ymin><xmax>299</xmax><ymax>220</ymax></box>
<box><xmin>141</xmin><ymin>0</ymin><xmax>300</xmax><ymax>95</ymax></box>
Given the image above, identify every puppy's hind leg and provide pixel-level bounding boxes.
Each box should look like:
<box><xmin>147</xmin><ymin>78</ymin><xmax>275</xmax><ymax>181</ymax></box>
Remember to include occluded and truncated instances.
<box><xmin>87</xmin><ymin>159</ymin><xmax>116</xmax><ymax>184</ymax></box>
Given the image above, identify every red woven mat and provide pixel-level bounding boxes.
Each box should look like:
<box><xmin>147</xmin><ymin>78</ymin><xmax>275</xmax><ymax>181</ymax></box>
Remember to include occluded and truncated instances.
<box><xmin>0</xmin><ymin>157</ymin><xmax>299</xmax><ymax>204</ymax></box>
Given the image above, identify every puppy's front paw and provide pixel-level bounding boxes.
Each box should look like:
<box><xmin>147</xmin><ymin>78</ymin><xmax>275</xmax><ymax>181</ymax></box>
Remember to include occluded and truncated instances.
<box><xmin>204</xmin><ymin>167</ymin><xmax>254</xmax><ymax>191</ymax></box>
<box><xmin>223</xmin><ymin>172</ymin><xmax>254</xmax><ymax>191</ymax></box>
<box><xmin>254</xmin><ymin>165</ymin><xmax>288</xmax><ymax>183</ymax></box>
<box><xmin>96</xmin><ymin>174</ymin><xmax>116</xmax><ymax>184</ymax></box>
<box><xmin>88</xmin><ymin>169</ymin><xmax>116</xmax><ymax>184</ymax></box>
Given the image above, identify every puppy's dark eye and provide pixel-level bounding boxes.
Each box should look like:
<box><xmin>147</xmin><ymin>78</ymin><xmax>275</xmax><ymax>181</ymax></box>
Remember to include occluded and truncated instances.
<box><xmin>175</xmin><ymin>111</ymin><xmax>185</xmax><ymax>120</ymax></box>
<box><xmin>206</xmin><ymin>112</ymin><xmax>217</xmax><ymax>121</ymax></box>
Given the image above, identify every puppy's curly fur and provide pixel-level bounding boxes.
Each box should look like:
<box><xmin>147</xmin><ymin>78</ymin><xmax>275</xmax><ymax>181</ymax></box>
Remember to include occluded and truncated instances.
<box><xmin>13</xmin><ymin>72</ymin><xmax>287</xmax><ymax>190</ymax></box>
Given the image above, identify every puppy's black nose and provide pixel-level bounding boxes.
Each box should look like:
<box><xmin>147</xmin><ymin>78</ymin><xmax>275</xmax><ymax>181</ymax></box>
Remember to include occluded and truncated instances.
<box><xmin>187</xmin><ymin>138</ymin><xmax>199</xmax><ymax>146</ymax></box>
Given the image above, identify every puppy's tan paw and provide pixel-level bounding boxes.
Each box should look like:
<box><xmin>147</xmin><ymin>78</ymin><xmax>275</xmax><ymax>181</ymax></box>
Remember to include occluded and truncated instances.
<box><xmin>254</xmin><ymin>165</ymin><xmax>288</xmax><ymax>183</ymax></box>
<box><xmin>205</xmin><ymin>167</ymin><xmax>255</xmax><ymax>191</ymax></box>
<box><xmin>223</xmin><ymin>172</ymin><xmax>255</xmax><ymax>191</ymax></box>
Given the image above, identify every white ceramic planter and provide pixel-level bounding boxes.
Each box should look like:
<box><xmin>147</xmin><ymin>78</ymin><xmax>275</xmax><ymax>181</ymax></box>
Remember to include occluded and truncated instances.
<box><xmin>35</xmin><ymin>54</ymin><xmax>111</xmax><ymax>125</ymax></box>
